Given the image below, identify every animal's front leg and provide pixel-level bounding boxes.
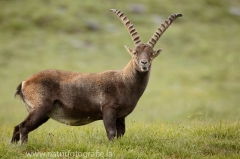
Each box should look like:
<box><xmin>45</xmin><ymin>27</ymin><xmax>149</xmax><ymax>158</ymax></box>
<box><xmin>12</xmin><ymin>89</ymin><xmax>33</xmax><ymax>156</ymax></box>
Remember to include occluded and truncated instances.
<box><xmin>102</xmin><ymin>107</ymin><xmax>116</xmax><ymax>141</ymax></box>
<box><xmin>116</xmin><ymin>117</ymin><xmax>125</xmax><ymax>138</ymax></box>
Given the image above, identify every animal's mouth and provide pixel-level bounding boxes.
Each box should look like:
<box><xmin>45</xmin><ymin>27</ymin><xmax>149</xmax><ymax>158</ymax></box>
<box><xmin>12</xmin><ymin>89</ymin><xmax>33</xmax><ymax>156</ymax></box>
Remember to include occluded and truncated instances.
<box><xmin>141</xmin><ymin>66</ymin><xmax>149</xmax><ymax>72</ymax></box>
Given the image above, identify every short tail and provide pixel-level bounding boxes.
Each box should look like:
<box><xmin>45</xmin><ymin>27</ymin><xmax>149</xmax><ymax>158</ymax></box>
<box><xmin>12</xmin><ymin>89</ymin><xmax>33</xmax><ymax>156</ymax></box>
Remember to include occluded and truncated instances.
<box><xmin>15</xmin><ymin>83</ymin><xmax>24</xmax><ymax>101</ymax></box>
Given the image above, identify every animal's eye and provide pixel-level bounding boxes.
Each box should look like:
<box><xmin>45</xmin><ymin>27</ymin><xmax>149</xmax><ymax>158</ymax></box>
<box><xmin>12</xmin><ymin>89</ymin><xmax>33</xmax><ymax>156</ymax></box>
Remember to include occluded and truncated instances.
<box><xmin>133</xmin><ymin>51</ymin><xmax>137</xmax><ymax>55</ymax></box>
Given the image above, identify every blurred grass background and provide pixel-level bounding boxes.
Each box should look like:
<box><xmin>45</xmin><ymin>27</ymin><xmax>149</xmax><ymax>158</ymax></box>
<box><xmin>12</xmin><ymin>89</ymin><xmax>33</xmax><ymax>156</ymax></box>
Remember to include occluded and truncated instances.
<box><xmin>0</xmin><ymin>0</ymin><xmax>240</xmax><ymax>128</ymax></box>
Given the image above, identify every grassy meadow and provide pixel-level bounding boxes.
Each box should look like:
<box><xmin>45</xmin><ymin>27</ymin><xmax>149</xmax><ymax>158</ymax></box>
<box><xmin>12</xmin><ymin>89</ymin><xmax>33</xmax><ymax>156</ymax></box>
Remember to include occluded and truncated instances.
<box><xmin>0</xmin><ymin>0</ymin><xmax>240</xmax><ymax>158</ymax></box>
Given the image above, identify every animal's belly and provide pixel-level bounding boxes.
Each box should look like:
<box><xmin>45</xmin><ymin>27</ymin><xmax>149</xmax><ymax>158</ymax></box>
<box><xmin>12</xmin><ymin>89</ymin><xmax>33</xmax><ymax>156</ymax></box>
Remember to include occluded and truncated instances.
<box><xmin>49</xmin><ymin>115</ymin><xmax>94</xmax><ymax>126</ymax></box>
<box><xmin>47</xmin><ymin>106</ymin><xmax>98</xmax><ymax>126</ymax></box>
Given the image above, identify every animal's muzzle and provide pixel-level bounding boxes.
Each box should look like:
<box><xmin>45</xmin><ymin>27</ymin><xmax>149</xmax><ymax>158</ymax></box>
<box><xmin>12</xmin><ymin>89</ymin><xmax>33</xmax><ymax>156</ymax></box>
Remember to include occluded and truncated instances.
<box><xmin>140</xmin><ymin>60</ymin><xmax>149</xmax><ymax>72</ymax></box>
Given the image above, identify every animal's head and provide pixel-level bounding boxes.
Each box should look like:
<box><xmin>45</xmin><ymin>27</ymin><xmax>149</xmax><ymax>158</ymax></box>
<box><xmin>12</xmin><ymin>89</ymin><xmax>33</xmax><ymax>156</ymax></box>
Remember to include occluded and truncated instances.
<box><xmin>110</xmin><ymin>9</ymin><xmax>182</xmax><ymax>73</ymax></box>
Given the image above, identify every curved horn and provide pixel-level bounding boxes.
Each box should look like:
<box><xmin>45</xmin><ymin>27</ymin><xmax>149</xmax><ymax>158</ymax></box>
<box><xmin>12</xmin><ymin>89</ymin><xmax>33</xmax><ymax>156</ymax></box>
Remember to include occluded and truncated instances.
<box><xmin>147</xmin><ymin>13</ymin><xmax>182</xmax><ymax>48</ymax></box>
<box><xmin>110</xmin><ymin>9</ymin><xmax>141</xmax><ymax>46</ymax></box>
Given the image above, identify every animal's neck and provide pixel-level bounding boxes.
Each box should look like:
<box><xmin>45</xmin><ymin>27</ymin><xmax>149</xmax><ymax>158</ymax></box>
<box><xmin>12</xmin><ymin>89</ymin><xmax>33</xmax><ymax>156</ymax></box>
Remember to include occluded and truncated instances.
<box><xmin>121</xmin><ymin>60</ymin><xmax>151</xmax><ymax>97</ymax></box>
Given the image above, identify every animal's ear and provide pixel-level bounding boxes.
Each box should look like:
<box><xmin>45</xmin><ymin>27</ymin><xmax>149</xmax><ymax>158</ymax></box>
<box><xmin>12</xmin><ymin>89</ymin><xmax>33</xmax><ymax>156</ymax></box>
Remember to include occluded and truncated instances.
<box><xmin>124</xmin><ymin>45</ymin><xmax>135</xmax><ymax>56</ymax></box>
<box><xmin>152</xmin><ymin>48</ymin><xmax>162</xmax><ymax>59</ymax></box>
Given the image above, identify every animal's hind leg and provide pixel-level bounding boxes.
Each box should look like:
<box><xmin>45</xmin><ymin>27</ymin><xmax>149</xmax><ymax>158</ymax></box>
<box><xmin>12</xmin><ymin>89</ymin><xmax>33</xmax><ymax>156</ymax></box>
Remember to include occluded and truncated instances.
<box><xmin>17</xmin><ymin>106</ymin><xmax>50</xmax><ymax>144</ymax></box>
<box><xmin>11</xmin><ymin>125</ymin><xmax>20</xmax><ymax>143</ymax></box>
<box><xmin>11</xmin><ymin>104</ymin><xmax>32</xmax><ymax>143</ymax></box>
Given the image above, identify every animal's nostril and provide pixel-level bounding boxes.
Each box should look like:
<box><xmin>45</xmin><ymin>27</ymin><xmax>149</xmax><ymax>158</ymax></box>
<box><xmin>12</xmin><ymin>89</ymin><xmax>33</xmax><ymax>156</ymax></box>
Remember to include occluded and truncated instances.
<box><xmin>141</xmin><ymin>60</ymin><xmax>148</xmax><ymax>65</ymax></box>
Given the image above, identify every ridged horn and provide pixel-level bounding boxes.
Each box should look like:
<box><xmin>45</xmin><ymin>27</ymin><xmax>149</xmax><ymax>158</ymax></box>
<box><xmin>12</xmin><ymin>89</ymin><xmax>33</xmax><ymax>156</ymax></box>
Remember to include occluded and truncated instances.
<box><xmin>147</xmin><ymin>13</ymin><xmax>182</xmax><ymax>48</ymax></box>
<box><xmin>110</xmin><ymin>9</ymin><xmax>141</xmax><ymax>46</ymax></box>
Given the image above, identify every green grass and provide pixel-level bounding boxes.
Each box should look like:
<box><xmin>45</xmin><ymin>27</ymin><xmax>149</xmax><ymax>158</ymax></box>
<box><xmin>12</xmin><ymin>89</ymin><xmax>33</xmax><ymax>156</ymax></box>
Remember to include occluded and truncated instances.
<box><xmin>0</xmin><ymin>0</ymin><xmax>240</xmax><ymax>158</ymax></box>
<box><xmin>1</xmin><ymin>121</ymin><xmax>240</xmax><ymax>158</ymax></box>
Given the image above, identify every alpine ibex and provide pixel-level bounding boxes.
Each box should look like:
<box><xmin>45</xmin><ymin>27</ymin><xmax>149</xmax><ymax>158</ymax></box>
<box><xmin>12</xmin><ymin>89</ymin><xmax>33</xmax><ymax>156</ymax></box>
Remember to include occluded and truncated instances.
<box><xmin>11</xmin><ymin>9</ymin><xmax>182</xmax><ymax>144</ymax></box>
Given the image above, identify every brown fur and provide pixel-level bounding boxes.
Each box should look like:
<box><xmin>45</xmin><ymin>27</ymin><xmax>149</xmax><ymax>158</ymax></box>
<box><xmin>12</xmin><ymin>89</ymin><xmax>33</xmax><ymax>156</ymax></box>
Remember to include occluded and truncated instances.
<box><xmin>11</xmin><ymin>10</ymin><xmax>182</xmax><ymax>144</ymax></box>
<box><xmin>11</xmin><ymin>43</ymin><xmax>160</xmax><ymax>143</ymax></box>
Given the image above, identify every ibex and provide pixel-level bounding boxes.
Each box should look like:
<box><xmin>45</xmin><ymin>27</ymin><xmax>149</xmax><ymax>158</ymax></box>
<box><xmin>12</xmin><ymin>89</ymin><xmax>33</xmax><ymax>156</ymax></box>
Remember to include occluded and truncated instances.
<box><xmin>11</xmin><ymin>9</ymin><xmax>182</xmax><ymax>144</ymax></box>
